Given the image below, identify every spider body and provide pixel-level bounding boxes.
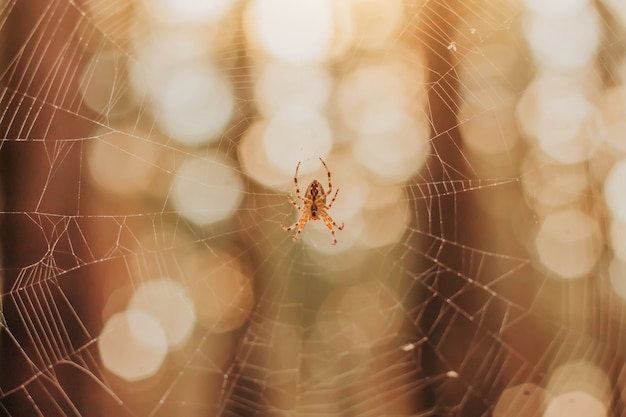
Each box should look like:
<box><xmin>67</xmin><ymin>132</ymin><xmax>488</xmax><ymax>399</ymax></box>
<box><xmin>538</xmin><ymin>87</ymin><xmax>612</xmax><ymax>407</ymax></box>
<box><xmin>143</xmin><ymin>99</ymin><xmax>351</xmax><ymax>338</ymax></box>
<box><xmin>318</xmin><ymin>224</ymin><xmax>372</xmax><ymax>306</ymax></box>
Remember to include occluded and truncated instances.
<box><xmin>282</xmin><ymin>158</ymin><xmax>344</xmax><ymax>245</ymax></box>
<box><xmin>307</xmin><ymin>180</ymin><xmax>322</xmax><ymax>218</ymax></box>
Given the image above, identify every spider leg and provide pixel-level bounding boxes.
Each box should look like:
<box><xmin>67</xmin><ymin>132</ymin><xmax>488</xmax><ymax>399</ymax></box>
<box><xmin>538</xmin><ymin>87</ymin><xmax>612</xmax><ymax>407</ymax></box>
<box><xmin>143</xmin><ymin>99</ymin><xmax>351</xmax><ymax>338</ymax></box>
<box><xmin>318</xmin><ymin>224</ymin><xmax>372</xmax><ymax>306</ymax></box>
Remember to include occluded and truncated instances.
<box><xmin>321</xmin><ymin>210</ymin><xmax>344</xmax><ymax>230</ymax></box>
<box><xmin>326</xmin><ymin>188</ymin><xmax>340</xmax><ymax>209</ymax></box>
<box><xmin>319</xmin><ymin>157</ymin><xmax>332</xmax><ymax>195</ymax></box>
<box><xmin>293</xmin><ymin>161</ymin><xmax>304</xmax><ymax>201</ymax></box>
<box><xmin>286</xmin><ymin>194</ymin><xmax>303</xmax><ymax>212</ymax></box>
<box><xmin>282</xmin><ymin>212</ymin><xmax>309</xmax><ymax>242</ymax></box>
<box><xmin>320</xmin><ymin>212</ymin><xmax>344</xmax><ymax>245</ymax></box>
<box><xmin>281</xmin><ymin>220</ymin><xmax>297</xmax><ymax>232</ymax></box>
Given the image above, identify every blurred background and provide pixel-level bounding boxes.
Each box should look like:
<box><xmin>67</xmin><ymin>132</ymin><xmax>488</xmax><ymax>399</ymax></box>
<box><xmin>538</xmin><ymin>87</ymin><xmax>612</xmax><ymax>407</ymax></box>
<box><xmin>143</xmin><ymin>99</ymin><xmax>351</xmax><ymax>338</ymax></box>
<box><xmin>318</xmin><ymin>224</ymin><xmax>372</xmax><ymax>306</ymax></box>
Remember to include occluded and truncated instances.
<box><xmin>0</xmin><ymin>0</ymin><xmax>625</xmax><ymax>416</ymax></box>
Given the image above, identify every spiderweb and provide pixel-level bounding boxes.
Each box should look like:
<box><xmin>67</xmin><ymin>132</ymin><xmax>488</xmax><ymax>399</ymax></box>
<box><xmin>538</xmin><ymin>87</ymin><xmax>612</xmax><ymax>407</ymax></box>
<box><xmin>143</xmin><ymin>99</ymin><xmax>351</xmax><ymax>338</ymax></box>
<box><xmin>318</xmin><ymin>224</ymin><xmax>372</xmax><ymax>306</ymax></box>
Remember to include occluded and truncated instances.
<box><xmin>0</xmin><ymin>0</ymin><xmax>623</xmax><ymax>416</ymax></box>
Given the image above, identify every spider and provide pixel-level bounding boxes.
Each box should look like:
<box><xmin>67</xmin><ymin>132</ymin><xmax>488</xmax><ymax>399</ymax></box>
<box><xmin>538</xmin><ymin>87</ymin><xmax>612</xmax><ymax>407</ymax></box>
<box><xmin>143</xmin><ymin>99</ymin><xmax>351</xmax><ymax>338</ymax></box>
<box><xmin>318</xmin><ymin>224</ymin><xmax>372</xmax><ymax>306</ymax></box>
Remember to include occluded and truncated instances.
<box><xmin>282</xmin><ymin>157</ymin><xmax>344</xmax><ymax>245</ymax></box>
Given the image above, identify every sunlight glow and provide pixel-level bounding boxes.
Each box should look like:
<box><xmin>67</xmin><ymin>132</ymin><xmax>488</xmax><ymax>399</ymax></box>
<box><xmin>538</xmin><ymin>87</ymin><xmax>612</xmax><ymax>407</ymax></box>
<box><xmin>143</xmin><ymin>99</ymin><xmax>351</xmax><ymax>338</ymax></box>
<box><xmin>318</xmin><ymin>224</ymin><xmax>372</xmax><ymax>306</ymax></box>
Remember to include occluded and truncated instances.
<box><xmin>336</xmin><ymin>59</ymin><xmax>429</xmax><ymax>183</ymax></box>
<box><xmin>245</xmin><ymin>0</ymin><xmax>334</xmax><ymax>63</ymax></box>
<box><xmin>98</xmin><ymin>310</ymin><xmax>167</xmax><ymax>382</ymax></box>
<box><xmin>155</xmin><ymin>64</ymin><xmax>234</xmax><ymax>146</ymax></box>
<box><xmin>534</xmin><ymin>91</ymin><xmax>596</xmax><ymax>163</ymax></box>
<box><xmin>535</xmin><ymin>209</ymin><xmax>602</xmax><ymax>279</ymax></box>
<box><xmin>360</xmin><ymin>198</ymin><xmax>409</xmax><ymax>249</ymax></box>
<box><xmin>523</xmin><ymin>0</ymin><xmax>589</xmax><ymax>19</ymax></box>
<box><xmin>517</xmin><ymin>71</ymin><xmax>600</xmax><ymax>164</ymax></box>
<box><xmin>254</xmin><ymin>61</ymin><xmax>332</xmax><ymax>116</ymax></box>
<box><xmin>346</xmin><ymin>0</ymin><xmax>404</xmax><ymax>49</ymax></box>
<box><xmin>170</xmin><ymin>155</ymin><xmax>244</xmax><ymax>226</ymax></box>
<box><xmin>521</xmin><ymin>157</ymin><xmax>588</xmax><ymax>210</ymax></box>
<box><xmin>326</xmin><ymin>1</ymin><xmax>355</xmax><ymax>59</ymax></box>
<box><xmin>130</xmin><ymin>31</ymin><xmax>224</xmax><ymax>101</ymax></box>
<box><xmin>238</xmin><ymin>120</ymin><xmax>287</xmax><ymax>188</ymax></box>
<box><xmin>144</xmin><ymin>0</ymin><xmax>235</xmax><ymax>24</ymax></box>
<box><xmin>544</xmin><ymin>392</ymin><xmax>606</xmax><ymax>417</ymax></box>
<box><xmin>523</xmin><ymin>4</ymin><xmax>601</xmax><ymax>71</ymax></box>
<box><xmin>352</xmin><ymin>112</ymin><xmax>430</xmax><ymax>183</ymax></box>
<box><xmin>129</xmin><ymin>278</ymin><xmax>196</xmax><ymax>349</ymax></box>
<box><xmin>261</xmin><ymin>110</ymin><xmax>333</xmax><ymax>174</ymax></box>
<box><xmin>336</xmin><ymin>61</ymin><xmax>423</xmax><ymax>136</ymax></box>
<box><xmin>7</xmin><ymin>0</ymin><xmax>624</xmax><ymax>415</ymax></box>
<box><xmin>545</xmin><ymin>361</ymin><xmax>610</xmax><ymax>417</ymax></box>
<box><xmin>129</xmin><ymin>28</ymin><xmax>235</xmax><ymax>145</ymax></box>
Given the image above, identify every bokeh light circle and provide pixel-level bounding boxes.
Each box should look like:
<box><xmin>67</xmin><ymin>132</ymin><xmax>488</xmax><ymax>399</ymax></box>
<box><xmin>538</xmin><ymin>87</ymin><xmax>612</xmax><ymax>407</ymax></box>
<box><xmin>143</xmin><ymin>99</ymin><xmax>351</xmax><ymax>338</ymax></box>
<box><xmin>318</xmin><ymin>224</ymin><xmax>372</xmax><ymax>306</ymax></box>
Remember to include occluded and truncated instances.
<box><xmin>170</xmin><ymin>154</ymin><xmax>244</xmax><ymax>226</ymax></box>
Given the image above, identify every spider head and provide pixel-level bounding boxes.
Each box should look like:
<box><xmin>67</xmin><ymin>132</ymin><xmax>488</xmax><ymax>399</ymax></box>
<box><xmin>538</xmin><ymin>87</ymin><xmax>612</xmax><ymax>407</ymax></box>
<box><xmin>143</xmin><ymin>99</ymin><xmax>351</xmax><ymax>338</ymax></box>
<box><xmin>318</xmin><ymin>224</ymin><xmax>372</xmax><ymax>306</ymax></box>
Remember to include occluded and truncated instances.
<box><xmin>307</xmin><ymin>180</ymin><xmax>324</xmax><ymax>199</ymax></box>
